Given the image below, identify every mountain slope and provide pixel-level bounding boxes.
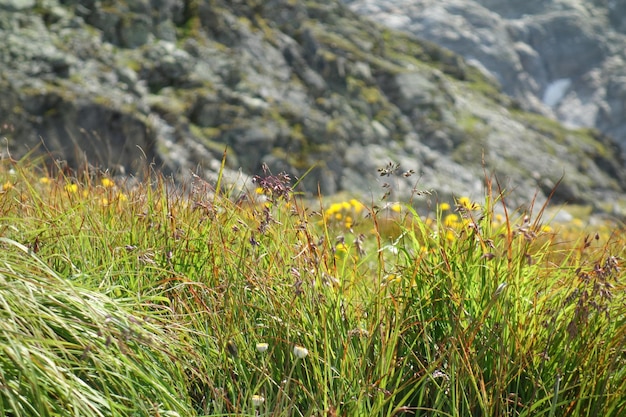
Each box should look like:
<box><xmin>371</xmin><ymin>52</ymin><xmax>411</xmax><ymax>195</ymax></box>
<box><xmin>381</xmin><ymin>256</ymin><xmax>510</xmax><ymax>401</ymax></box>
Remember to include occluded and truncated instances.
<box><xmin>342</xmin><ymin>0</ymin><xmax>626</xmax><ymax>149</ymax></box>
<box><xmin>1</xmin><ymin>0</ymin><xmax>624</xmax><ymax>211</ymax></box>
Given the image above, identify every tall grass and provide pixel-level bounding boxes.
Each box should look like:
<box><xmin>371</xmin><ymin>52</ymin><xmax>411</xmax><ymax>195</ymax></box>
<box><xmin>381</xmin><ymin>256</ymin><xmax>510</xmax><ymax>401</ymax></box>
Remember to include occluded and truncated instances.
<box><xmin>0</xmin><ymin>157</ymin><xmax>624</xmax><ymax>416</ymax></box>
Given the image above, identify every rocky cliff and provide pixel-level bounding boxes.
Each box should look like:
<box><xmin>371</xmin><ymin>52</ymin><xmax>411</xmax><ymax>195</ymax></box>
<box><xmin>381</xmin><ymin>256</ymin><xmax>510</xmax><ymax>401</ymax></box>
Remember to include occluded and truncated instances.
<box><xmin>342</xmin><ymin>0</ymin><xmax>626</xmax><ymax>150</ymax></box>
<box><xmin>1</xmin><ymin>0</ymin><xmax>625</xmax><ymax>213</ymax></box>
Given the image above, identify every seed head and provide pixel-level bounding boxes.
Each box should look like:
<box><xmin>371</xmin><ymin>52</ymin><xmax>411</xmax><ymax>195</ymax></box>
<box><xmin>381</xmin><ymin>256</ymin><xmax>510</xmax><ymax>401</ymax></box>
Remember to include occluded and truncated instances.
<box><xmin>293</xmin><ymin>345</ymin><xmax>309</xmax><ymax>359</ymax></box>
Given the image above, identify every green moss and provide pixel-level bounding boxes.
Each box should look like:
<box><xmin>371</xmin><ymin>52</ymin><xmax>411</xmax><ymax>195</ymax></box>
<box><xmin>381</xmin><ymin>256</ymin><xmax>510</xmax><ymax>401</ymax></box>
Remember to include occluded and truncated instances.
<box><xmin>188</xmin><ymin>124</ymin><xmax>239</xmax><ymax>165</ymax></box>
<box><xmin>452</xmin><ymin>114</ymin><xmax>488</xmax><ymax>164</ymax></box>
<box><xmin>120</xmin><ymin>56</ymin><xmax>142</xmax><ymax>73</ymax></box>
<box><xmin>325</xmin><ymin>118</ymin><xmax>342</xmax><ymax>134</ymax></box>
<box><xmin>20</xmin><ymin>82</ymin><xmax>68</xmax><ymax>101</ymax></box>
<box><xmin>92</xmin><ymin>95</ymin><xmax>114</xmax><ymax>107</ymax></box>
<box><xmin>237</xmin><ymin>15</ymin><xmax>252</xmax><ymax>28</ymax></box>
<box><xmin>571</xmin><ymin>128</ymin><xmax>610</xmax><ymax>158</ymax></box>
<box><xmin>457</xmin><ymin>113</ymin><xmax>483</xmax><ymax>134</ymax></box>
<box><xmin>177</xmin><ymin>15</ymin><xmax>202</xmax><ymax>40</ymax></box>
<box><xmin>148</xmin><ymin>94</ymin><xmax>191</xmax><ymax>117</ymax></box>
<box><xmin>381</xmin><ymin>28</ymin><xmax>470</xmax><ymax>79</ymax></box>
<box><xmin>270</xmin><ymin>147</ymin><xmax>288</xmax><ymax>160</ymax></box>
<box><xmin>290</xmin><ymin>123</ymin><xmax>306</xmax><ymax>142</ymax></box>
<box><xmin>381</xmin><ymin>29</ymin><xmax>428</xmax><ymax>63</ymax></box>
<box><xmin>511</xmin><ymin>111</ymin><xmax>610</xmax><ymax>159</ymax></box>
<box><xmin>464</xmin><ymin>67</ymin><xmax>506</xmax><ymax>104</ymax></box>
<box><xmin>347</xmin><ymin>77</ymin><xmax>383</xmax><ymax>105</ymax></box>
<box><xmin>512</xmin><ymin>110</ymin><xmax>568</xmax><ymax>142</ymax></box>
<box><xmin>252</xmin><ymin>15</ymin><xmax>278</xmax><ymax>44</ymax></box>
<box><xmin>307</xmin><ymin>24</ymin><xmax>404</xmax><ymax>74</ymax></box>
<box><xmin>190</xmin><ymin>124</ymin><xmax>221</xmax><ymax>140</ymax></box>
<box><xmin>362</xmin><ymin>86</ymin><xmax>382</xmax><ymax>104</ymax></box>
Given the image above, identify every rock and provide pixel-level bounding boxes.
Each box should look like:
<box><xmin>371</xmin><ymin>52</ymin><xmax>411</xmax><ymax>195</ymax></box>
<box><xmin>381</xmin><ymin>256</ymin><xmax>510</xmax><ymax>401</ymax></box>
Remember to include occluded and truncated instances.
<box><xmin>118</xmin><ymin>13</ymin><xmax>153</xmax><ymax>48</ymax></box>
<box><xmin>0</xmin><ymin>0</ymin><xmax>34</xmax><ymax>11</ymax></box>
<box><xmin>521</xmin><ymin>12</ymin><xmax>607</xmax><ymax>80</ymax></box>
<box><xmin>342</xmin><ymin>0</ymin><xmax>626</xmax><ymax>154</ymax></box>
<box><xmin>608</xmin><ymin>1</ymin><xmax>626</xmax><ymax>33</ymax></box>
<box><xmin>141</xmin><ymin>41</ymin><xmax>195</xmax><ymax>90</ymax></box>
<box><xmin>0</xmin><ymin>0</ymin><xmax>624</xmax><ymax>214</ymax></box>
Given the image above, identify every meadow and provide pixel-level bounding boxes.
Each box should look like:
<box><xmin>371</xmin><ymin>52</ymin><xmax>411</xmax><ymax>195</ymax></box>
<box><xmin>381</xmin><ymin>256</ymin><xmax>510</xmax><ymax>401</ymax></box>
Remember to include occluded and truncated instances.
<box><xmin>0</xmin><ymin>156</ymin><xmax>624</xmax><ymax>416</ymax></box>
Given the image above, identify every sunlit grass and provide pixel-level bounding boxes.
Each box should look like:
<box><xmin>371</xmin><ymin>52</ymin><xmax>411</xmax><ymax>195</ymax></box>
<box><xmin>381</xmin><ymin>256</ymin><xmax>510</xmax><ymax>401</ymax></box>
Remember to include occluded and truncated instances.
<box><xmin>0</xmin><ymin>157</ymin><xmax>624</xmax><ymax>416</ymax></box>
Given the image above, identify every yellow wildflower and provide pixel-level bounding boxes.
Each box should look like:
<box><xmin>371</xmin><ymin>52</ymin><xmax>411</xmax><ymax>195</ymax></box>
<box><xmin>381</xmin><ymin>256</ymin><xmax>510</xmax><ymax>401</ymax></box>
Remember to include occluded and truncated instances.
<box><xmin>328</xmin><ymin>202</ymin><xmax>342</xmax><ymax>213</ymax></box>
<box><xmin>345</xmin><ymin>216</ymin><xmax>353</xmax><ymax>228</ymax></box>
<box><xmin>39</xmin><ymin>177</ymin><xmax>51</xmax><ymax>185</ymax></box>
<box><xmin>457</xmin><ymin>196</ymin><xmax>480</xmax><ymax>210</ymax></box>
<box><xmin>390</xmin><ymin>203</ymin><xmax>402</xmax><ymax>213</ymax></box>
<box><xmin>335</xmin><ymin>242</ymin><xmax>348</xmax><ymax>255</ymax></box>
<box><xmin>439</xmin><ymin>202</ymin><xmax>451</xmax><ymax>211</ymax></box>
<box><xmin>64</xmin><ymin>183</ymin><xmax>78</xmax><ymax>193</ymax></box>
<box><xmin>385</xmin><ymin>274</ymin><xmax>400</xmax><ymax>284</ymax></box>
<box><xmin>444</xmin><ymin>213</ymin><xmax>459</xmax><ymax>227</ymax></box>
<box><xmin>101</xmin><ymin>177</ymin><xmax>115</xmax><ymax>188</ymax></box>
<box><xmin>350</xmin><ymin>198</ymin><xmax>365</xmax><ymax>213</ymax></box>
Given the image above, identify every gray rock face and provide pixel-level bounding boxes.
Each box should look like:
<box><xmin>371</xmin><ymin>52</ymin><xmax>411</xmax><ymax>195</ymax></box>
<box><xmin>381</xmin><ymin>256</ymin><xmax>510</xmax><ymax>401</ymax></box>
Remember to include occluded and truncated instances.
<box><xmin>0</xmin><ymin>0</ymin><xmax>35</xmax><ymax>11</ymax></box>
<box><xmin>0</xmin><ymin>0</ymin><xmax>625</xmax><ymax>213</ymax></box>
<box><xmin>342</xmin><ymin>0</ymin><xmax>626</xmax><ymax>152</ymax></box>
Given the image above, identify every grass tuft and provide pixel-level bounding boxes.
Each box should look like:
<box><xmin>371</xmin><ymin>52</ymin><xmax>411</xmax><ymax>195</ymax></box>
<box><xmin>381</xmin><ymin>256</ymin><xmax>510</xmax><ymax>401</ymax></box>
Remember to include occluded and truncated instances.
<box><xmin>0</xmin><ymin>156</ymin><xmax>624</xmax><ymax>416</ymax></box>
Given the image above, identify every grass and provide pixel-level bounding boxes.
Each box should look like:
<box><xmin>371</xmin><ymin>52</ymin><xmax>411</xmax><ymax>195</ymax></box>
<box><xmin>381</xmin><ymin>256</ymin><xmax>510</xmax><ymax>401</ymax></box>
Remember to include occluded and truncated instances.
<box><xmin>0</xmin><ymin>157</ymin><xmax>624</xmax><ymax>416</ymax></box>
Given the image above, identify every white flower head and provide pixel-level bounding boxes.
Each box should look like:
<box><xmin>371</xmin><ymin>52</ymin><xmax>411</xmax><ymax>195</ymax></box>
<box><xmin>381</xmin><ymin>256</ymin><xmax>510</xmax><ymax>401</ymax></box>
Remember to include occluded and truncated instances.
<box><xmin>293</xmin><ymin>345</ymin><xmax>309</xmax><ymax>359</ymax></box>
<box><xmin>256</xmin><ymin>342</ymin><xmax>269</xmax><ymax>353</ymax></box>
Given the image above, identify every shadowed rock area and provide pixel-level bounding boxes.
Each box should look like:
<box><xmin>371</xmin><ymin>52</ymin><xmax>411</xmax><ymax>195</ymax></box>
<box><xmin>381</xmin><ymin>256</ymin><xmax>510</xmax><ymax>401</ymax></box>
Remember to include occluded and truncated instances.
<box><xmin>1</xmin><ymin>0</ymin><xmax>625</xmax><ymax>213</ymax></box>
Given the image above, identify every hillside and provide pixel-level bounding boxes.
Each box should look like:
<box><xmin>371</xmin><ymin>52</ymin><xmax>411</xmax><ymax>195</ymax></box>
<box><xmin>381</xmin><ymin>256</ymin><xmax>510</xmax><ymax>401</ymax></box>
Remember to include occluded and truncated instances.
<box><xmin>1</xmin><ymin>0</ymin><xmax>625</xmax><ymax>212</ymax></box>
<box><xmin>343</xmin><ymin>0</ymin><xmax>626</xmax><ymax>149</ymax></box>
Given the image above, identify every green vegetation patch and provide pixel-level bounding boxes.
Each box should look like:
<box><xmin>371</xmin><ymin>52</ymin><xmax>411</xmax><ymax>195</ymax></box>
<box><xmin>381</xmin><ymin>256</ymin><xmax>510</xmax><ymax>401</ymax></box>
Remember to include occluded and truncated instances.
<box><xmin>0</xmin><ymin>157</ymin><xmax>624</xmax><ymax>416</ymax></box>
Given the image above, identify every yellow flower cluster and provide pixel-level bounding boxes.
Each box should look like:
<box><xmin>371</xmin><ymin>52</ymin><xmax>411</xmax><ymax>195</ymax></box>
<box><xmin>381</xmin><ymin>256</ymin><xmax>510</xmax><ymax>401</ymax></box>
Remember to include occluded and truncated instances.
<box><xmin>456</xmin><ymin>196</ymin><xmax>481</xmax><ymax>211</ymax></box>
<box><xmin>54</xmin><ymin>176</ymin><xmax>128</xmax><ymax>206</ymax></box>
<box><xmin>64</xmin><ymin>183</ymin><xmax>79</xmax><ymax>194</ymax></box>
<box><xmin>334</xmin><ymin>242</ymin><xmax>350</xmax><ymax>259</ymax></box>
<box><xmin>324</xmin><ymin>198</ymin><xmax>366</xmax><ymax>229</ymax></box>
<box><xmin>437</xmin><ymin>197</ymin><xmax>480</xmax><ymax>242</ymax></box>
<box><xmin>101</xmin><ymin>177</ymin><xmax>115</xmax><ymax>188</ymax></box>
